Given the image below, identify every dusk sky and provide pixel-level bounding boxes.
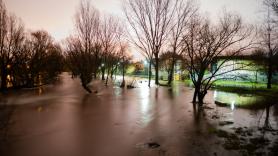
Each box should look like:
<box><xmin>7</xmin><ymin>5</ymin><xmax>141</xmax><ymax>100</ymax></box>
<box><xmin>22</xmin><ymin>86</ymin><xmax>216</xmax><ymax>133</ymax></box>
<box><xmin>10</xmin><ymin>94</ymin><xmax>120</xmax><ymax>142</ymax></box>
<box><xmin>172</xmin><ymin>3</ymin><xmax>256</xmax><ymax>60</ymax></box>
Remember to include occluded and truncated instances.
<box><xmin>6</xmin><ymin>0</ymin><xmax>262</xmax><ymax>42</ymax></box>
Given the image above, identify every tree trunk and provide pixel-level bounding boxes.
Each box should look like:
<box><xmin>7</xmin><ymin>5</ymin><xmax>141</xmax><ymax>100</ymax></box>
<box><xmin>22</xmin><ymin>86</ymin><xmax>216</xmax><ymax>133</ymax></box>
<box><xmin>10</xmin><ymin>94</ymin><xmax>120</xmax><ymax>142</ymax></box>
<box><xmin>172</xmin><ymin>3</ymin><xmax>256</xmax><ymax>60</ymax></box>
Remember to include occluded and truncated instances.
<box><xmin>264</xmin><ymin>104</ymin><xmax>272</xmax><ymax>130</ymax></box>
<box><xmin>193</xmin><ymin>88</ymin><xmax>198</xmax><ymax>103</ymax></box>
<box><xmin>148</xmin><ymin>62</ymin><xmax>152</xmax><ymax>87</ymax></box>
<box><xmin>82</xmin><ymin>83</ymin><xmax>92</xmax><ymax>93</ymax></box>
<box><xmin>197</xmin><ymin>90</ymin><xmax>207</xmax><ymax>105</ymax></box>
<box><xmin>80</xmin><ymin>74</ymin><xmax>92</xmax><ymax>93</ymax></box>
<box><xmin>120</xmin><ymin>64</ymin><xmax>125</xmax><ymax>88</ymax></box>
<box><xmin>101</xmin><ymin>68</ymin><xmax>105</xmax><ymax>80</ymax></box>
<box><xmin>267</xmin><ymin>62</ymin><xmax>272</xmax><ymax>89</ymax></box>
<box><xmin>267</xmin><ymin>26</ymin><xmax>273</xmax><ymax>89</ymax></box>
<box><xmin>0</xmin><ymin>65</ymin><xmax>7</xmax><ymax>90</ymax></box>
<box><xmin>197</xmin><ymin>92</ymin><xmax>205</xmax><ymax>105</ymax></box>
<box><xmin>27</xmin><ymin>73</ymin><xmax>35</xmax><ymax>88</ymax></box>
<box><xmin>193</xmin><ymin>81</ymin><xmax>201</xmax><ymax>103</ymax></box>
<box><xmin>110</xmin><ymin>68</ymin><xmax>114</xmax><ymax>79</ymax></box>
<box><xmin>168</xmin><ymin>58</ymin><xmax>176</xmax><ymax>86</ymax></box>
<box><xmin>155</xmin><ymin>53</ymin><xmax>159</xmax><ymax>85</ymax></box>
<box><xmin>105</xmin><ymin>68</ymin><xmax>109</xmax><ymax>86</ymax></box>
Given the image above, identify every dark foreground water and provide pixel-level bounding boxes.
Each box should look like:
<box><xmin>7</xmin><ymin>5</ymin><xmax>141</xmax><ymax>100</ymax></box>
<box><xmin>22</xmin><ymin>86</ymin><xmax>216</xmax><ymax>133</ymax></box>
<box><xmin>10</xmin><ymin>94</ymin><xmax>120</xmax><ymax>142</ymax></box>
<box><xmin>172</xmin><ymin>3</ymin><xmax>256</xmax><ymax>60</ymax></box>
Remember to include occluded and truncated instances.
<box><xmin>0</xmin><ymin>73</ymin><xmax>277</xmax><ymax>156</ymax></box>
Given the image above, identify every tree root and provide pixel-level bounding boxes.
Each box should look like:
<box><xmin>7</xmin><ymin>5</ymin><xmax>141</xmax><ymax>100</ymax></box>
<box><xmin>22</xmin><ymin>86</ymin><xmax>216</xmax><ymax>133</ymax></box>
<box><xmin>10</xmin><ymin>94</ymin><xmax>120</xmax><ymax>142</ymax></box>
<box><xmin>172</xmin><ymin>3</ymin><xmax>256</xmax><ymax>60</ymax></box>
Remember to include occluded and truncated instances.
<box><xmin>82</xmin><ymin>84</ymin><xmax>92</xmax><ymax>93</ymax></box>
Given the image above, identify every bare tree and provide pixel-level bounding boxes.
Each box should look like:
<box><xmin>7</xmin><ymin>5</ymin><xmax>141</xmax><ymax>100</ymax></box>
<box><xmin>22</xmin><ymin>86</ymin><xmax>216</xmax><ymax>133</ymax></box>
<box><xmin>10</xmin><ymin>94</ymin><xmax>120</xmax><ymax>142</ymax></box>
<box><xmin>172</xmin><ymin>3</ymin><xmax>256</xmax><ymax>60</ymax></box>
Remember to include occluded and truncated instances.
<box><xmin>118</xmin><ymin>42</ymin><xmax>131</xmax><ymax>88</ymax></box>
<box><xmin>44</xmin><ymin>44</ymin><xmax>64</xmax><ymax>81</ymax></box>
<box><xmin>183</xmin><ymin>12</ymin><xmax>255</xmax><ymax>104</ymax></box>
<box><xmin>100</xmin><ymin>15</ymin><xmax>121</xmax><ymax>86</ymax></box>
<box><xmin>0</xmin><ymin>0</ymin><xmax>25</xmax><ymax>90</ymax></box>
<box><xmin>26</xmin><ymin>31</ymin><xmax>54</xmax><ymax>87</ymax></box>
<box><xmin>167</xmin><ymin>0</ymin><xmax>196</xmax><ymax>86</ymax></box>
<box><xmin>0</xmin><ymin>0</ymin><xmax>63</xmax><ymax>91</ymax></box>
<box><xmin>66</xmin><ymin>0</ymin><xmax>100</xmax><ymax>93</ymax></box>
<box><xmin>124</xmin><ymin>0</ymin><xmax>175</xmax><ymax>86</ymax></box>
<box><xmin>259</xmin><ymin>0</ymin><xmax>278</xmax><ymax>89</ymax></box>
<box><xmin>0</xmin><ymin>0</ymin><xmax>8</xmax><ymax>90</ymax></box>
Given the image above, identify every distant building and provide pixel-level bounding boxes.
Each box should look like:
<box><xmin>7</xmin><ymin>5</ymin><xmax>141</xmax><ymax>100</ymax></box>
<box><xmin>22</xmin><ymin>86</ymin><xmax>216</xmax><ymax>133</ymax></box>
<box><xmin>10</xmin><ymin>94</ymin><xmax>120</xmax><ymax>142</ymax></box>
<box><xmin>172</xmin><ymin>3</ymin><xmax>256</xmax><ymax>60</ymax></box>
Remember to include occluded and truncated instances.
<box><xmin>211</xmin><ymin>55</ymin><xmax>278</xmax><ymax>83</ymax></box>
<box><xmin>159</xmin><ymin>60</ymin><xmax>184</xmax><ymax>81</ymax></box>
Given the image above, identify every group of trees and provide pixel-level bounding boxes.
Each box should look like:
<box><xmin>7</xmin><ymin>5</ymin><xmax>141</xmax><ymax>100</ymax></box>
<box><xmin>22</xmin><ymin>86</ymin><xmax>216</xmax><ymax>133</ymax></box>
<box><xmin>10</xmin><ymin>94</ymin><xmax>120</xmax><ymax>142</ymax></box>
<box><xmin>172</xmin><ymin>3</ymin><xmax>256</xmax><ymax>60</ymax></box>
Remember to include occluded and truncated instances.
<box><xmin>66</xmin><ymin>0</ymin><xmax>131</xmax><ymax>93</ymax></box>
<box><xmin>124</xmin><ymin>0</ymin><xmax>256</xmax><ymax>104</ymax></box>
<box><xmin>0</xmin><ymin>0</ymin><xmax>131</xmax><ymax>93</ymax></box>
<box><xmin>0</xmin><ymin>0</ymin><xmax>64</xmax><ymax>91</ymax></box>
<box><xmin>1</xmin><ymin>0</ymin><xmax>277</xmax><ymax>105</ymax></box>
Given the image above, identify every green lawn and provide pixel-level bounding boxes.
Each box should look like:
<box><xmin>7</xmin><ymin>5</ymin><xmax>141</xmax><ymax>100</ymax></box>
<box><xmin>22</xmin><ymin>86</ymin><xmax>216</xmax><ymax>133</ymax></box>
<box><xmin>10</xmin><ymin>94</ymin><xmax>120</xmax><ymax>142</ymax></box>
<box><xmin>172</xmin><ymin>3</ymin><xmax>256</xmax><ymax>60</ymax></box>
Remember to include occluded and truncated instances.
<box><xmin>183</xmin><ymin>79</ymin><xmax>278</xmax><ymax>96</ymax></box>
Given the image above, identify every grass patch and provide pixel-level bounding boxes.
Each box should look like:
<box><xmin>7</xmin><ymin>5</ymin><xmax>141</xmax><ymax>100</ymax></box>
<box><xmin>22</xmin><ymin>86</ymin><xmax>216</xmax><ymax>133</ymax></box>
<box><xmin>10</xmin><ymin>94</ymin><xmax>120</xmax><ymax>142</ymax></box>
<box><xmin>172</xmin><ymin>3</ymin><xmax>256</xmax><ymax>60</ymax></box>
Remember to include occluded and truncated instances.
<box><xmin>213</xmin><ymin>80</ymin><xmax>278</xmax><ymax>90</ymax></box>
<box><xmin>183</xmin><ymin>79</ymin><xmax>278</xmax><ymax>96</ymax></box>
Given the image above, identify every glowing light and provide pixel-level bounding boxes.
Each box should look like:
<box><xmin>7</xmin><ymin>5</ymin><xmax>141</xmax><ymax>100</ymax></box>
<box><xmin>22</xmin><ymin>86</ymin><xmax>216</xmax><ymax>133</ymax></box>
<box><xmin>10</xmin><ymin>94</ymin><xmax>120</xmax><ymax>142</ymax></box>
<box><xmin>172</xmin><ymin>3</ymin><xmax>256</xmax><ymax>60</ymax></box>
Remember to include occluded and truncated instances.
<box><xmin>144</xmin><ymin>60</ymin><xmax>147</xmax><ymax>65</ymax></box>
<box><xmin>38</xmin><ymin>87</ymin><xmax>43</xmax><ymax>95</ymax></box>
<box><xmin>214</xmin><ymin>91</ymin><xmax>217</xmax><ymax>99</ymax></box>
<box><xmin>7</xmin><ymin>75</ymin><xmax>11</xmax><ymax>81</ymax></box>
<box><xmin>231</xmin><ymin>100</ymin><xmax>235</xmax><ymax>110</ymax></box>
<box><xmin>139</xmin><ymin>86</ymin><xmax>152</xmax><ymax>127</ymax></box>
<box><xmin>7</xmin><ymin>75</ymin><xmax>13</xmax><ymax>88</ymax></box>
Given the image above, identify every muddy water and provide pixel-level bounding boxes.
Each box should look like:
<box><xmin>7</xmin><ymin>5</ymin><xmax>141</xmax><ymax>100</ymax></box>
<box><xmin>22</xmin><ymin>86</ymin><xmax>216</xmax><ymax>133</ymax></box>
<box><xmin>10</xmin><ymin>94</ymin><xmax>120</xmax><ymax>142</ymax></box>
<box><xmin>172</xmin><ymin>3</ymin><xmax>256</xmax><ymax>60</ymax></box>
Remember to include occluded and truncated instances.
<box><xmin>212</xmin><ymin>90</ymin><xmax>278</xmax><ymax>128</ymax></box>
<box><xmin>0</xmin><ymin>73</ymin><xmax>277</xmax><ymax>156</ymax></box>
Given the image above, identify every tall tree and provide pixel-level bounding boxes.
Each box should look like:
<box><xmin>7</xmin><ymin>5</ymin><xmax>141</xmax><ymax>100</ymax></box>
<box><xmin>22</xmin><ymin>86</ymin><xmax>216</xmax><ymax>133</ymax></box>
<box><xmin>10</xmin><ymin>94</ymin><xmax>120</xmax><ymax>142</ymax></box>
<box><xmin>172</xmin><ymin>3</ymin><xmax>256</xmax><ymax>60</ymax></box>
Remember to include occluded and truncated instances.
<box><xmin>124</xmin><ymin>0</ymin><xmax>175</xmax><ymax>86</ymax></box>
<box><xmin>0</xmin><ymin>0</ymin><xmax>8</xmax><ymax>90</ymax></box>
<box><xmin>260</xmin><ymin>0</ymin><xmax>278</xmax><ymax>89</ymax></box>
<box><xmin>167</xmin><ymin>0</ymin><xmax>196</xmax><ymax>86</ymax></box>
<box><xmin>183</xmin><ymin>12</ymin><xmax>255</xmax><ymax>104</ymax></box>
<box><xmin>27</xmin><ymin>31</ymin><xmax>53</xmax><ymax>87</ymax></box>
<box><xmin>66</xmin><ymin>0</ymin><xmax>100</xmax><ymax>93</ymax></box>
<box><xmin>0</xmin><ymin>0</ymin><xmax>25</xmax><ymax>90</ymax></box>
<box><xmin>100</xmin><ymin>15</ymin><xmax>121</xmax><ymax>86</ymax></box>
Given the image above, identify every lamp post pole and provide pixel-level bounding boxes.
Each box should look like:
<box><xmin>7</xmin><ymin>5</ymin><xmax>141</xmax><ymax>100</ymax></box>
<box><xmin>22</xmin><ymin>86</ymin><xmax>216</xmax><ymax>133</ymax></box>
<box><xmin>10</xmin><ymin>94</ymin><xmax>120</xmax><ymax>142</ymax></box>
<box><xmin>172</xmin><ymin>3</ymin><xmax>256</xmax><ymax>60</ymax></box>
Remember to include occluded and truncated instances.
<box><xmin>144</xmin><ymin>60</ymin><xmax>149</xmax><ymax>78</ymax></box>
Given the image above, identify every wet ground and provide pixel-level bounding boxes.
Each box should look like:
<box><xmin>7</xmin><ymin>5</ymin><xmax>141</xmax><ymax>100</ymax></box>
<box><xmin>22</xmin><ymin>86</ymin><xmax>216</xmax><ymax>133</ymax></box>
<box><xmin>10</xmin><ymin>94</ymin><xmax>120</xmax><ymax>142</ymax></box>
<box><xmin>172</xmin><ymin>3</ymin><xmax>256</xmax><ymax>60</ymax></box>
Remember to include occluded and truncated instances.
<box><xmin>0</xmin><ymin>73</ymin><xmax>277</xmax><ymax>156</ymax></box>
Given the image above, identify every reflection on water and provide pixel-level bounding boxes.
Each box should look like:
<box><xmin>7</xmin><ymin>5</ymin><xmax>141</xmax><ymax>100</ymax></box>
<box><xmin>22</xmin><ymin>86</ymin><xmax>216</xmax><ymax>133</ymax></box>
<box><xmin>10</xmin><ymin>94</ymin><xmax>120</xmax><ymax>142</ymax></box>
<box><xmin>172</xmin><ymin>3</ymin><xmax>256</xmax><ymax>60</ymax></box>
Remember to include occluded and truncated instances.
<box><xmin>1</xmin><ymin>73</ymin><xmax>277</xmax><ymax>156</ymax></box>
<box><xmin>213</xmin><ymin>90</ymin><xmax>278</xmax><ymax>130</ymax></box>
<box><xmin>139</xmin><ymin>86</ymin><xmax>152</xmax><ymax>127</ymax></box>
<box><xmin>113</xmin><ymin>86</ymin><xmax>122</xmax><ymax>97</ymax></box>
<box><xmin>231</xmin><ymin>100</ymin><xmax>235</xmax><ymax>110</ymax></box>
<box><xmin>214</xmin><ymin>90</ymin><xmax>265</xmax><ymax>109</ymax></box>
<box><xmin>38</xmin><ymin>87</ymin><xmax>43</xmax><ymax>95</ymax></box>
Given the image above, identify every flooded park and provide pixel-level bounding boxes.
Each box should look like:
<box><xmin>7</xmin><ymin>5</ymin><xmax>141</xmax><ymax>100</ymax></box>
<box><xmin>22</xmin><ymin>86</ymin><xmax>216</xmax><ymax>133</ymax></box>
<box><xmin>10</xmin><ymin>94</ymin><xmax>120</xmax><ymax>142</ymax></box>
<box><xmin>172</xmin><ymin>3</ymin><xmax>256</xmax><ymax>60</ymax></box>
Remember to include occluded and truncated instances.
<box><xmin>0</xmin><ymin>73</ymin><xmax>277</xmax><ymax>156</ymax></box>
<box><xmin>2</xmin><ymin>0</ymin><xmax>278</xmax><ymax>155</ymax></box>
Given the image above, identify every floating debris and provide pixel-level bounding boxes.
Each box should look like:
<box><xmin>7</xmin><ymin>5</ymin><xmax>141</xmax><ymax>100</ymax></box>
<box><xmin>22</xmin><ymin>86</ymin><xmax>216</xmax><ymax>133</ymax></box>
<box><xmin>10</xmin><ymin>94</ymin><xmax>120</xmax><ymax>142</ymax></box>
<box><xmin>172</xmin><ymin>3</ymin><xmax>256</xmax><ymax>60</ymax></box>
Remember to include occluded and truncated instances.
<box><xmin>219</xmin><ymin>121</ymin><xmax>234</xmax><ymax>126</ymax></box>
<box><xmin>136</xmin><ymin>142</ymin><xmax>161</xmax><ymax>149</ymax></box>
<box><xmin>147</xmin><ymin>142</ymin><xmax>160</xmax><ymax>149</ymax></box>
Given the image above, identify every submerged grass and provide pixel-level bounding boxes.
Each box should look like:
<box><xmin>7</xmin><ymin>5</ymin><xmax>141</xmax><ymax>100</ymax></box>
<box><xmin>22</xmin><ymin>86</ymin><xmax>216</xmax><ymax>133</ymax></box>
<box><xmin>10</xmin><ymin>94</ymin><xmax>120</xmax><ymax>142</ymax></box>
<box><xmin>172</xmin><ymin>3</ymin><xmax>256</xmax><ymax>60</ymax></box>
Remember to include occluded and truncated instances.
<box><xmin>184</xmin><ymin>79</ymin><xmax>278</xmax><ymax>96</ymax></box>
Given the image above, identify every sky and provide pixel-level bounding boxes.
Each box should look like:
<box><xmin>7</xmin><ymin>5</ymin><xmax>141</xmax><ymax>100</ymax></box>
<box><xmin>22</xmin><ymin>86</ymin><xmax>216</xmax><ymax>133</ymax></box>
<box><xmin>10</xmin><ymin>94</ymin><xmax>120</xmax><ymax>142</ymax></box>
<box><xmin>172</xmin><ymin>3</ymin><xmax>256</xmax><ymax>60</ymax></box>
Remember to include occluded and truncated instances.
<box><xmin>5</xmin><ymin>0</ymin><xmax>264</xmax><ymax>58</ymax></box>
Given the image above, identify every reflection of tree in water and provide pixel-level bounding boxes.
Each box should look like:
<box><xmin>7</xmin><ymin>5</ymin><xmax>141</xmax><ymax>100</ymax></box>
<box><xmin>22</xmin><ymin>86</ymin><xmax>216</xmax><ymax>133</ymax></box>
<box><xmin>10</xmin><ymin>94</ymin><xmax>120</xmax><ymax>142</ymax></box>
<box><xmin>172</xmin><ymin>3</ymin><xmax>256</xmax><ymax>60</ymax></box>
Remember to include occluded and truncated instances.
<box><xmin>260</xmin><ymin>98</ymin><xmax>277</xmax><ymax>131</ymax></box>
<box><xmin>264</xmin><ymin>104</ymin><xmax>272</xmax><ymax>130</ymax></box>
<box><xmin>192</xmin><ymin>104</ymin><xmax>206</xmax><ymax>124</ymax></box>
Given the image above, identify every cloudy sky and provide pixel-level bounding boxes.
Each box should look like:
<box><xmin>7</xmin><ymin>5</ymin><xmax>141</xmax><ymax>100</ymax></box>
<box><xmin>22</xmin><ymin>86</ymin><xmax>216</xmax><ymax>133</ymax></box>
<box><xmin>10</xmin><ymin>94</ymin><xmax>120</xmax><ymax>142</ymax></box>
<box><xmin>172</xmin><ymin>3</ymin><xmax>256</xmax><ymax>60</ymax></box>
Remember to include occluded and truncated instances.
<box><xmin>5</xmin><ymin>0</ymin><xmax>263</xmax><ymax>42</ymax></box>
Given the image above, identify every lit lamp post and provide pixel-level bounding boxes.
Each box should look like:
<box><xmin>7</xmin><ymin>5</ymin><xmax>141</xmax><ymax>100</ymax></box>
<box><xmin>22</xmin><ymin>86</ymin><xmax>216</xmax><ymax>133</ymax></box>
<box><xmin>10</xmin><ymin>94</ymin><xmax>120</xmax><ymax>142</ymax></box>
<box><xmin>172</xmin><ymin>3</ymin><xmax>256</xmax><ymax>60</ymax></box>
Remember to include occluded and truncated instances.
<box><xmin>101</xmin><ymin>63</ymin><xmax>105</xmax><ymax>80</ymax></box>
<box><xmin>144</xmin><ymin>60</ymin><xmax>148</xmax><ymax>78</ymax></box>
<box><xmin>143</xmin><ymin>60</ymin><xmax>152</xmax><ymax>87</ymax></box>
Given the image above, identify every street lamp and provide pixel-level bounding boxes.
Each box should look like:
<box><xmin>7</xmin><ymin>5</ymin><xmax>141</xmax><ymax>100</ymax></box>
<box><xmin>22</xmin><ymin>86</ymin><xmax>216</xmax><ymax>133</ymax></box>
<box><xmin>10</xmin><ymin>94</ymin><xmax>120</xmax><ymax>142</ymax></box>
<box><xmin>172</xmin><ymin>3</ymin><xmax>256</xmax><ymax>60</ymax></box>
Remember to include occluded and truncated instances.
<box><xmin>144</xmin><ymin>60</ymin><xmax>149</xmax><ymax>79</ymax></box>
<box><xmin>144</xmin><ymin>60</ymin><xmax>147</xmax><ymax>65</ymax></box>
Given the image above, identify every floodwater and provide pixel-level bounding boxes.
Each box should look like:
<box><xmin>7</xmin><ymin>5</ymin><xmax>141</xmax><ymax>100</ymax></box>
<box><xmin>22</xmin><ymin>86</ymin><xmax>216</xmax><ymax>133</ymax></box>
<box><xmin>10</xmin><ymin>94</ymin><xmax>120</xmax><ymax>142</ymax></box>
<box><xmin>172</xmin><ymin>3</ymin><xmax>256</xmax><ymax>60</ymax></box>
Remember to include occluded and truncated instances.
<box><xmin>0</xmin><ymin>73</ymin><xmax>277</xmax><ymax>156</ymax></box>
